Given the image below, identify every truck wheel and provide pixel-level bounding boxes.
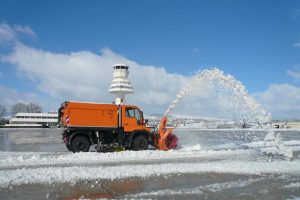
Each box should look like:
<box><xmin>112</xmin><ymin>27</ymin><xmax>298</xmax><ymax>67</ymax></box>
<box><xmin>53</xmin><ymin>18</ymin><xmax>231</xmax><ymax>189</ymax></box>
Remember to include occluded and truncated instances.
<box><xmin>132</xmin><ymin>134</ymin><xmax>149</xmax><ymax>151</ymax></box>
<box><xmin>71</xmin><ymin>135</ymin><xmax>90</xmax><ymax>152</ymax></box>
<box><xmin>66</xmin><ymin>143</ymin><xmax>73</xmax><ymax>152</ymax></box>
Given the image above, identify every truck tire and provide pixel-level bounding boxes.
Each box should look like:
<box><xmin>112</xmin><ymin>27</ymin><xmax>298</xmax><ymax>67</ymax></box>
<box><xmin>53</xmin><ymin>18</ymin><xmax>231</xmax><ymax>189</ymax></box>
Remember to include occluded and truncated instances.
<box><xmin>71</xmin><ymin>135</ymin><xmax>90</xmax><ymax>152</ymax></box>
<box><xmin>132</xmin><ymin>134</ymin><xmax>149</xmax><ymax>151</ymax></box>
<box><xmin>66</xmin><ymin>143</ymin><xmax>73</xmax><ymax>152</ymax></box>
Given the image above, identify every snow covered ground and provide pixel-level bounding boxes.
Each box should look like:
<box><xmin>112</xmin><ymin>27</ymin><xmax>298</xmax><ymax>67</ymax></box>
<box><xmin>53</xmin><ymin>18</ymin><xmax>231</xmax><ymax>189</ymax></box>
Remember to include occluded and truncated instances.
<box><xmin>0</xmin><ymin>128</ymin><xmax>300</xmax><ymax>199</ymax></box>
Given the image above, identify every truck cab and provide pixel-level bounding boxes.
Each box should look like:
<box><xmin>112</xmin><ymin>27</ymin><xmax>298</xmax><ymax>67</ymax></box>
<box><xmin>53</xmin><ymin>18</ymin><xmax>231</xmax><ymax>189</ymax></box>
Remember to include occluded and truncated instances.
<box><xmin>122</xmin><ymin>105</ymin><xmax>146</xmax><ymax>132</ymax></box>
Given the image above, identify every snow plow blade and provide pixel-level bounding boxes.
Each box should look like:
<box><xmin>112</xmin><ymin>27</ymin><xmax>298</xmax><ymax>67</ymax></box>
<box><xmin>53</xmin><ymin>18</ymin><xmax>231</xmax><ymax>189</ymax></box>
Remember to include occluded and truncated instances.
<box><xmin>153</xmin><ymin>116</ymin><xmax>178</xmax><ymax>150</ymax></box>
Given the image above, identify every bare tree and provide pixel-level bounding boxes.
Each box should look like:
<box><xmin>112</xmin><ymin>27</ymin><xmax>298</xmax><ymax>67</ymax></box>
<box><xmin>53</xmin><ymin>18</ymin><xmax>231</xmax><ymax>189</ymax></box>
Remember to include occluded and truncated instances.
<box><xmin>0</xmin><ymin>105</ymin><xmax>7</xmax><ymax>118</ymax></box>
<box><xmin>10</xmin><ymin>102</ymin><xmax>43</xmax><ymax>116</ymax></box>
<box><xmin>11</xmin><ymin>103</ymin><xmax>28</xmax><ymax>116</ymax></box>
<box><xmin>27</xmin><ymin>103</ymin><xmax>42</xmax><ymax>113</ymax></box>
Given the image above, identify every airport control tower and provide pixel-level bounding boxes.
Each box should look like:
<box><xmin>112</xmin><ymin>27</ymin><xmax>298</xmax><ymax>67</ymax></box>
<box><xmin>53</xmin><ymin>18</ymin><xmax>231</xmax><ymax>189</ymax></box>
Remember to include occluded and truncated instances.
<box><xmin>108</xmin><ymin>64</ymin><xmax>134</xmax><ymax>104</ymax></box>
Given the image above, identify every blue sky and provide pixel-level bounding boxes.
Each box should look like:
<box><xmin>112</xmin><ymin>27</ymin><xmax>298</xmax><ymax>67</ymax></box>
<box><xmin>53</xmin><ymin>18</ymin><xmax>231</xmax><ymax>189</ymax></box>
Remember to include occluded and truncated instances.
<box><xmin>0</xmin><ymin>0</ymin><xmax>300</xmax><ymax>119</ymax></box>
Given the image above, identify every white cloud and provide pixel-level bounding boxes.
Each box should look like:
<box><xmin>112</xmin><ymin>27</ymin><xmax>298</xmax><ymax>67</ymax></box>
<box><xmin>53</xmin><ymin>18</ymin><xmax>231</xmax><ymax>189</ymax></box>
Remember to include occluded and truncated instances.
<box><xmin>0</xmin><ymin>85</ymin><xmax>39</xmax><ymax>106</ymax></box>
<box><xmin>0</xmin><ymin>23</ymin><xmax>36</xmax><ymax>45</ymax></box>
<box><xmin>291</xmin><ymin>8</ymin><xmax>300</xmax><ymax>19</ymax></box>
<box><xmin>1</xmin><ymin>44</ymin><xmax>188</xmax><ymax>114</ymax></box>
<box><xmin>294</xmin><ymin>41</ymin><xmax>300</xmax><ymax>47</ymax></box>
<box><xmin>287</xmin><ymin>66</ymin><xmax>300</xmax><ymax>81</ymax></box>
<box><xmin>1</xmin><ymin>44</ymin><xmax>273</xmax><ymax>121</ymax></box>
<box><xmin>13</xmin><ymin>24</ymin><xmax>36</xmax><ymax>37</ymax></box>
<box><xmin>0</xmin><ymin>84</ymin><xmax>61</xmax><ymax>113</ymax></box>
<box><xmin>193</xmin><ymin>48</ymin><xmax>199</xmax><ymax>53</ymax></box>
<box><xmin>0</xmin><ymin>42</ymin><xmax>285</xmax><ymax>121</ymax></box>
<box><xmin>0</xmin><ymin>23</ymin><xmax>16</xmax><ymax>44</ymax></box>
<box><xmin>253</xmin><ymin>84</ymin><xmax>300</xmax><ymax>119</ymax></box>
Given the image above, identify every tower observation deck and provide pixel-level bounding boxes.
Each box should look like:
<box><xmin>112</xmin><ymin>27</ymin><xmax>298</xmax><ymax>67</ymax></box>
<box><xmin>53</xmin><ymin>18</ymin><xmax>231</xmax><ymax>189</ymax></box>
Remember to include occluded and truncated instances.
<box><xmin>108</xmin><ymin>64</ymin><xmax>134</xmax><ymax>104</ymax></box>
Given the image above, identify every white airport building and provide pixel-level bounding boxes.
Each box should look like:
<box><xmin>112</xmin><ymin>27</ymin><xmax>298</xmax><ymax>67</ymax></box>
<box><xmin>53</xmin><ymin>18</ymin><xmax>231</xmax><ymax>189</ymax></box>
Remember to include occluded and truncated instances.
<box><xmin>8</xmin><ymin>112</ymin><xmax>58</xmax><ymax>127</ymax></box>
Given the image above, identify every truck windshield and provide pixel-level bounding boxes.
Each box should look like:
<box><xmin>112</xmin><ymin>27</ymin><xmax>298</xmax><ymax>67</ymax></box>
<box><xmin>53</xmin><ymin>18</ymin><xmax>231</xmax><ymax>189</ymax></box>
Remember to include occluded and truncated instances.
<box><xmin>126</xmin><ymin>108</ymin><xmax>141</xmax><ymax>122</ymax></box>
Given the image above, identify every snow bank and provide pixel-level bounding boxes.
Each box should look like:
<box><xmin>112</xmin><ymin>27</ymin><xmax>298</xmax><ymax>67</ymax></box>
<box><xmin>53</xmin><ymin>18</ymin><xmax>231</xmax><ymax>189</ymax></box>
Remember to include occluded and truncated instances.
<box><xmin>1</xmin><ymin>160</ymin><xmax>300</xmax><ymax>188</ymax></box>
<box><xmin>284</xmin><ymin>182</ymin><xmax>300</xmax><ymax>189</ymax></box>
<box><xmin>1</xmin><ymin>136</ymin><xmax>299</xmax><ymax>169</ymax></box>
<box><xmin>0</xmin><ymin>147</ymin><xmax>252</xmax><ymax>168</ymax></box>
<box><xmin>241</xmin><ymin>131</ymin><xmax>295</xmax><ymax>159</ymax></box>
<box><xmin>244</xmin><ymin>140</ymin><xmax>300</xmax><ymax>148</ymax></box>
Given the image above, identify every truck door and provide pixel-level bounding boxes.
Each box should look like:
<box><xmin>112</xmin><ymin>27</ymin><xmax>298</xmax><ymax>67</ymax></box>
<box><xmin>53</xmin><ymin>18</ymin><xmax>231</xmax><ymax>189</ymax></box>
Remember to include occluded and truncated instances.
<box><xmin>123</xmin><ymin>107</ymin><xmax>142</xmax><ymax>132</ymax></box>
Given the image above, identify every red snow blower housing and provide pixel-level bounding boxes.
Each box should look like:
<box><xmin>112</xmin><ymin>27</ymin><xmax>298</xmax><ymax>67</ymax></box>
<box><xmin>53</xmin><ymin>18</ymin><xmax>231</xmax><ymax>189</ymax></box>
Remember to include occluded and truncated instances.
<box><xmin>152</xmin><ymin>116</ymin><xmax>178</xmax><ymax>150</ymax></box>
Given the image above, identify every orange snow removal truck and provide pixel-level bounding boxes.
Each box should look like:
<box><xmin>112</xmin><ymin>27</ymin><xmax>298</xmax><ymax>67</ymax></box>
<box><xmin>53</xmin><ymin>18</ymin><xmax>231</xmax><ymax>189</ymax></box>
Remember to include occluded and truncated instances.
<box><xmin>59</xmin><ymin>101</ymin><xmax>178</xmax><ymax>152</ymax></box>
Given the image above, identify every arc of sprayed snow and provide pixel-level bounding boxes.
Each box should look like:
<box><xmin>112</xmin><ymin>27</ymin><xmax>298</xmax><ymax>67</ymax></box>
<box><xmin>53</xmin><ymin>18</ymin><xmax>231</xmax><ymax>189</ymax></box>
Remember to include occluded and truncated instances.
<box><xmin>163</xmin><ymin>68</ymin><xmax>271</xmax><ymax>124</ymax></box>
<box><xmin>164</xmin><ymin>74</ymin><xmax>200</xmax><ymax>117</ymax></box>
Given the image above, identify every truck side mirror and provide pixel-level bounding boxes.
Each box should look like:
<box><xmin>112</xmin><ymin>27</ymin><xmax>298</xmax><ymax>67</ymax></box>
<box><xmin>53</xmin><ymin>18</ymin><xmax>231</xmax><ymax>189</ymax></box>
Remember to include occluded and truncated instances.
<box><xmin>145</xmin><ymin>119</ymin><xmax>148</xmax><ymax>125</ymax></box>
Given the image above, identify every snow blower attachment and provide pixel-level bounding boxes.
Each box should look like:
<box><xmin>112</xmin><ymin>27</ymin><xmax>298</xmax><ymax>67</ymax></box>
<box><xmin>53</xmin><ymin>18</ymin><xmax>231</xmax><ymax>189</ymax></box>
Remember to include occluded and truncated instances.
<box><xmin>152</xmin><ymin>116</ymin><xmax>178</xmax><ymax>150</ymax></box>
<box><xmin>59</xmin><ymin>101</ymin><xmax>178</xmax><ymax>152</ymax></box>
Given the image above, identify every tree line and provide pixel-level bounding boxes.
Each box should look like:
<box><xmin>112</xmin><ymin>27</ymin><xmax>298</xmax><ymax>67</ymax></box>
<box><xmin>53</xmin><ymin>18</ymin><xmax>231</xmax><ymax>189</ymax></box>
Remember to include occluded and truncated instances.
<box><xmin>0</xmin><ymin>102</ymin><xmax>43</xmax><ymax>118</ymax></box>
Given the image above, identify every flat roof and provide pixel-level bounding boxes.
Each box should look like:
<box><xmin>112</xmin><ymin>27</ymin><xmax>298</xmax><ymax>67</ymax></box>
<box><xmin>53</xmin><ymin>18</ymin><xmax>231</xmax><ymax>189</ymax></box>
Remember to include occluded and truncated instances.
<box><xmin>15</xmin><ymin>113</ymin><xmax>58</xmax><ymax>116</ymax></box>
